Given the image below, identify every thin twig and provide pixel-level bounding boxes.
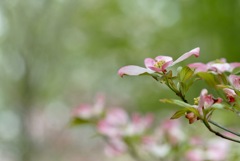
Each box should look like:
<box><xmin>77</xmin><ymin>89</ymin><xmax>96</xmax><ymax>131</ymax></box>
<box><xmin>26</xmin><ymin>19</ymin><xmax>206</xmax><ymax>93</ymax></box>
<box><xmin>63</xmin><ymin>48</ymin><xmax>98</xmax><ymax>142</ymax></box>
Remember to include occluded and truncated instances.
<box><xmin>209</xmin><ymin>120</ymin><xmax>240</xmax><ymax>137</ymax></box>
<box><xmin>203</xmin><ymin>120</ymin><xmax>240</xmax><ymax>144</ymax></box>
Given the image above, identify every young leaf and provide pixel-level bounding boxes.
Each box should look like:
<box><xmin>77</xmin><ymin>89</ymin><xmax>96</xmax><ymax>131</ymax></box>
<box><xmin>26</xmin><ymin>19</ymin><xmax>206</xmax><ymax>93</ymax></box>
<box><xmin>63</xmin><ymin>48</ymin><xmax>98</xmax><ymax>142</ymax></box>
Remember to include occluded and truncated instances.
<box><xmin>197</xmin><ymin>72</ymin><xmax>220</xmax><ymax>87</ymax></box>
<box><xmin>69</xmin><ymin>118</ymin><xmax>91</xmax><ymax>127</ymax></box>
<box><xmin>178</xmin><ymin>66</ymin><xmax>194</xmax><ymax>82</ymax></box>
<box><xmin>171</xmin><ymin>109</ymin><xmax>187</xmax><ymax>119</ymax></box>
<box><xmin>160</xmin><ymin>99</ymin><xmax>194</xmax><ymax>108</ymax></box>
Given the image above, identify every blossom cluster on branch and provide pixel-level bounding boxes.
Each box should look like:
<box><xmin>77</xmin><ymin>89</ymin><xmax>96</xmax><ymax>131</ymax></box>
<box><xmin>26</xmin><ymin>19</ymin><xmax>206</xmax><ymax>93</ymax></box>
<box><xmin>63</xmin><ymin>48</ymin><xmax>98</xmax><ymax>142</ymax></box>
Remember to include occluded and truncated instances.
<box><xmin>71</xmin><ymin>94</ymin><xmax>238</xmax><ymax>161</ymax></box>
<box><xmin>118</xmin><ymin>47</ymin><xmax>240</xmax><ymax>144</ymax></box>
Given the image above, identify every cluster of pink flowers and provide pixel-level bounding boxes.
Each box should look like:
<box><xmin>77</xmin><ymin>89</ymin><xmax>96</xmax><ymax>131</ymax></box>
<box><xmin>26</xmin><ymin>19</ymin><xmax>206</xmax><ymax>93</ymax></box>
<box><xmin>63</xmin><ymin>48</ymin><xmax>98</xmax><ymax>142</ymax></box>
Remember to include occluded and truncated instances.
<box><xmin>72</xmin><ymin>47</ymin><xmax>240</xmax><ymax>160</ymax></box>
<box><xmin>72</xmin><ymin>95</ymin><xmax>236</xmax><ymax>160</ymax></box>
<box><xmin>185</xmin><ymin>136</ymin><xmax>230</xmax><ymax>161</ymax></box>
<box><xmin>188</xmin><ymin>58</ymin><xmax>240</xmax><ymax>74</ymax></box>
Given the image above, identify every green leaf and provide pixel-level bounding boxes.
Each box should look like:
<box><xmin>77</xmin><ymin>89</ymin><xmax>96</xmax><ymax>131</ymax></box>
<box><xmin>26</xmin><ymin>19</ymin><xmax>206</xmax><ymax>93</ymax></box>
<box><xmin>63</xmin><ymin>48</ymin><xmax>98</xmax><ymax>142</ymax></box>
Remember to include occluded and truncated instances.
<box><xmin>69</xmin><ymin>118</ymin><xmax>91</xmax><ymax>127</ymax></box>
<box><xmin>232</xmin><ymin>68</ymin><xmax>240</xmax><ymax>75</ymax></box>
<box><xmin>178</xmin><ymin>66</ymin><xmax>194</xmax><ymax>82</ymax></box>
<box><xmin>170</xmin><ymin>109</ymin><xmax>187</xmax><ymax>119</ymax></box>
<box><xmin>160</xmin><ymin>99</ymin><xmax>194</xmax><ymax>108</ymax></box>
<box><xmin>211</xmin><ymin>103</ymin><xmax>224</xmax><ymax>109</ymax></box>
<box><xmin>197</xmin><ymin>72</ymin><xmax>220</xmax><ymax>87</ymax></box>
<box><xmin>170</xmin><ymin>107</ymin><xmax>199</xmax><ymax>119</ymax></box>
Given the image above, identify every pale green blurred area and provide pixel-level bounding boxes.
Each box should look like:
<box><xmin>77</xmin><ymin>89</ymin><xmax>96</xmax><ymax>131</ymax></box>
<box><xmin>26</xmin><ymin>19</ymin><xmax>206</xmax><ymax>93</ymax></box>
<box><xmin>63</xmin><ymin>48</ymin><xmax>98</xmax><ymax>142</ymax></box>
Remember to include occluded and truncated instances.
<box><xmin>0</xmin><ymin>0</ymin><xmax>240</xmax><ymax>160</ymax></box>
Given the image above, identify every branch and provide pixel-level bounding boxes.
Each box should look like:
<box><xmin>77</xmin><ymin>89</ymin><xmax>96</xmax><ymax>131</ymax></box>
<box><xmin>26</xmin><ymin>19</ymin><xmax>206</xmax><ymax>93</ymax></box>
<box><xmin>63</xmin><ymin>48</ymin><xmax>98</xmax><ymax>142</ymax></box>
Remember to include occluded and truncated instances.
<box><xmin>209</xmin><ymin>120</ymin><xmax>240</xmax><ymax>137</ymax></box>
<box><xmin>203</xmin><ymin>120</ymin><xmax>240</xmax><ymax>144</ymax></box>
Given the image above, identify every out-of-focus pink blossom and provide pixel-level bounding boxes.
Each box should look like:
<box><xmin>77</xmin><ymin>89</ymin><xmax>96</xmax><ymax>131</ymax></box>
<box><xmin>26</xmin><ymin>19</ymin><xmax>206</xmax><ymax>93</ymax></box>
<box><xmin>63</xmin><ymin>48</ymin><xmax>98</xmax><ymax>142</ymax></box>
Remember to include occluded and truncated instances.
<box><xmin>118</xmin><ymin>47</ymin><xmax>200</xmax><ymax>77</ymax></box>
<box><xmin>73</xmin><ymin>94</ymin><xmax>105</xmax><ymax>119</ymax></box>
<box><xmin>161</xmin><ymin>120</ymin><xmax>185</xmax><ymax>144</ymax></box>
<box><xmin>104</xmin><ymin>137</ymin><xmax>128</xmax><ymax>157</ymax></box>
<box><xmin>98</xmin><ymin>108</ymin><xmax>153</xmax><ymax>137</ymax></box>
<box><xmin>223</xmin><ymin>88</ymin><xmax>236</xmax><ymax>103</ymax></box>
<box><xmin>206</xmin><ymin>138</ymin><xmax>230</xmax><ymax>161</ymax></box>
<box><xmin>188</xmin><ymin>58</ymin><xmax>240</xmax><ymax>73</ymax></box>
<box><xmin>185</xmin><ymin>149</ymin><xmax>204</xmax><ymax>161</ymax></box>
<box><xmin>142</xmin><ymin>136</ymin><xmax>170</xmax><ymax>158</ymax></box>
<box><xmin>189</xmin><ymin>136</ymin><xmax>203</xmax><ymax>146</ymax></box>
<box><xmin>125</xmin><ymin>113</ymin><xmax>153</xmax><ymax>136</ymax></box>
<box><xmin>229</xmin><ymin>74</ymin><xmax>240</xmax><ymax>90</ymax></box>
<box><xmin>97</xmin><ymin>108</ymin><xmax>128</xmax><ymax>137</ymax></box>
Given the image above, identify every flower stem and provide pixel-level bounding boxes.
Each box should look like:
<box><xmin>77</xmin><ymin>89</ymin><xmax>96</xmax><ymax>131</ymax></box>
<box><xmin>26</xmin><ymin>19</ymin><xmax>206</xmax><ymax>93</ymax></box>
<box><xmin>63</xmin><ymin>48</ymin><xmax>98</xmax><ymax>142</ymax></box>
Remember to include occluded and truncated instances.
<box><xmin>175</xmin><ymin>91</ymin><xmax>240</xmax><ymax>143</ymax></box>
<box><xmin>209</xmin><ymin>120</ymin><xmax>240</xmax><ymax>137</ymax></box>
<box><xmin>203</xmin><ymin>119</ymin><xmax>240</xmax><ymax>144</ymax></box>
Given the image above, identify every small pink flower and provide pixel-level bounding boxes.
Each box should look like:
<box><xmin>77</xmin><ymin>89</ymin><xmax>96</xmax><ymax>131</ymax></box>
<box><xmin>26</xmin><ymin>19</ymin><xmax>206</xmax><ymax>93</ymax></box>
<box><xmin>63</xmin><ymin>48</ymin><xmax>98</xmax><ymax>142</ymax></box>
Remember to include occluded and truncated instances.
<box><xmin>198</xmin><ymin>89</ymin><xmax>214</xmax><ymax>109</ymax></box>
<box><xmin>189</xmin><ymin>58</ymin><xmax>240</xmax><ymax>73</ymax></box>
<box><xmin>206</xmin><ymin>138</ymin><xmax>230</xmax><ymax>161</ymax></box>
<box><xmin>185</xmin><ymin>149</ymin><xmax>204</xmax><ymax>161</ymax></box>
<box><xmin>97</xmin><ymin>108</ymin><xmax>128</xmax><ymax>137</ymax></box>
<box><xmin>118</xmin><ymin>47</ymin><xmax>200</xmax><ymax>77</ymax></box>
<box><xmin>197</xmin><ymin>89</ymin><xmax>222</xmax><ymax>116</ymax></box>
<box><xmin>229</xmin><ymin>74</ymin><xmax>240</xmax><ymax>90</ymax></box>
<box><xmin>142</xmin><ymin>136</ymin><xmax>170</xmax><ymax>158</ymax></box>
<box><xmin>73</xmin><ymin>94</ymin><xmax>105</xmax><ymax>119</ymax></box>
<box><xmin>104</xmin><ymin>137</ymin><xmax>127</xmax><ymax>157</ymax></box>
<box><xmin>223</xmin><ymin>88</ymin><xmax>236</xmax><ymax>103</ymax></box>
<box><xmin>161</xmin><ymin>120</ymin><xmax>185</xmax><ymax>144</ymax></box>
<box><xmin>185</xmin><ymin>112</ymin><xmax>198</xmax><ymax>124</ymax></box>
<box><xmin>129</xmin><ymin>113</ymin><xmax>153</xmax><ymax>134</ymax></box>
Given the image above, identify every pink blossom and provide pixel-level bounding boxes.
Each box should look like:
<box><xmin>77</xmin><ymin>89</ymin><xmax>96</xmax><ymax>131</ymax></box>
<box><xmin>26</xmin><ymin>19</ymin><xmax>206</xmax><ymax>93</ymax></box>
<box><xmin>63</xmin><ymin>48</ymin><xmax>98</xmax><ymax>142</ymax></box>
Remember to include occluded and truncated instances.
<box><xmin>142</xmin><ymin>136</ymin><xmax>170</xmax><ymax>158</ymax></box>
<box><xmin>206</xmin><ymin>138</ymin><xmax>230</xmax><ymax>161</ymax></box>
<box><xmin>229</xmin><ymin>74</ymin><xmax>240</xmax><ymax>90</ymax></box>
<box><xmin>98</xmin><ymin>108</ymin><xmax>153</xmax><ymax>137</ymax></box>
<box><xmin>161</xmin><ymin>120</ymin><xmax>185</xmax><ymax>144</ymax></box>
<box><xmin>118</xmin><ymin>47</ymin><xmax>200</xmax><ymax>77</ymax></box>
<box><xmin>223</xmin><ymin>88</ymin><xmax>236</xmax><ymax>103</ymax></box>
<box><xmin>185</xmin><ymin>112</ymin><xmax>198</xmax><ymax>124</ymax></box>
<box><xmin>198</xmin><ymin>89</ymin><xmax>214</xmax><ymax>109</ymax></box>
<box><xmin>185</xmin><ymin>149</ymin><xmax>204</xmax><ymax>161</ymax></box>
<box><xmin>97</xmin><ymin>108</ymin><xmax>128</xmax><ymax>137</ymax></box>
<box><xmin>188</xmin><ymin>58</ymin><xmax>240</xmax><ymax>73</ymax></box>
<box><xmin>104</xmin><ymin>137</ymin><xmax>127</xmax><ymax>157</ymax></box>
<box><xmin>198</xmin><ymin>89</ymin><xmax>222</xmax><ymax>115</ymax></box>
<box><xmin>73</xmin><ymin>94</ymin><xmax>105</xmax><ymax>119</ymax></box>
<box><xmin>127</xmin><ymin>113</ymin><xmax>153</xmax><ymax>135</ymax></box>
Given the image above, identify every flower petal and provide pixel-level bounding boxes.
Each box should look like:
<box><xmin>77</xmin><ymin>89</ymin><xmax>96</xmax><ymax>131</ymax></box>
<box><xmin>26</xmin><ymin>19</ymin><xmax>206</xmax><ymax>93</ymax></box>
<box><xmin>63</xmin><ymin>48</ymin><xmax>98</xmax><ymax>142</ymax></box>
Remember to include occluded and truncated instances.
<box><xmin>188</xmin><ymin>63</ymin><xmax>208</xmax><ymax>72</ymax></box>
<box><xmin>172</xmin><ymin>47</ymin><xmax>200</xmax><ymax>66</ymax></box>
<box><xmin>229</xmin><ymin>74</ymin><xmax>240</xmax><ymax>90</ymax></box>
<box><xmin>118</xmin><ymin>65</ymin><xmax>153</xmax><ymax>77</ymax></box>
<box><xmin>230</xmin><ymin>62</ymin><xmax>240</xmax><ymax>71</ymax></box>
<box><xmin>144</xmin><ymin>58</ymin><xmax>162</xmax><ymax>72</ymax></box>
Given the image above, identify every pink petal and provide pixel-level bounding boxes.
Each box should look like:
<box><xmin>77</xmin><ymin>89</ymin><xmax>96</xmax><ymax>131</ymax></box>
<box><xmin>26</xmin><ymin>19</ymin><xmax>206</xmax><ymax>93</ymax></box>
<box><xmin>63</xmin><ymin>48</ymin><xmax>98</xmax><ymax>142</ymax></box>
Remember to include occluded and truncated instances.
<box><xmin>144</xmin><ymin>58</ymin><xmax>162</xmax><ymax>72</ymax></box>
<box><xmin>73</xmin><ymin>104</ymin><xmax>93</xmax><ymax>119</ymax></box>
<box><xmin>155</xmin><ymin>56</ymin><xmax>173</xmax><ymax>62</ymax></box>
<box><xmin>185</xmin><ymin>149</ymin><xmax>204</xmax><ymax>161</ymax></box>
<box><xmin>105</xmin><ymin>108</ymin><xmax>128</xmax><ymax>126</ymax></box>
<box><xmin>118</xmin><ymin>65</ymin><xmax>154</xmax><ymax>77</ymax></box>
<box><xmin>229</xmin><ymin>74</ymin><xmax>240</xmax><ymax>90</ymax></box>
<box><xmin>188</xmin><ymin>63</ymin><xmax>208</xmax><ymax>72</ymax></box>
<box><xmin>198</xmin><ymin>89</ymin><xmax>214</xmax><ymax>111</ymax></box>
<box><xmin>104</xmin><ymin>138</ymin><xmax>127</xmax><ymax>157</ymax></box>
<box><xmin>230</xmin><ymin>62</ymin><xmax>240</xmax><ymax>71</ymax></box>
<box><xmin>144</xmin><ymin>58</ymin><xmax>156</xmax><ymax>68</ymax></box>
<box><xmin>172</xmin><ymin>47</ymin><xmax>200</xmax><ymax>66</ymax></box>
<box><xmin>209</xmin><ymin>63</ymin><xmax>231</xmax><ymax>73</ymax></box>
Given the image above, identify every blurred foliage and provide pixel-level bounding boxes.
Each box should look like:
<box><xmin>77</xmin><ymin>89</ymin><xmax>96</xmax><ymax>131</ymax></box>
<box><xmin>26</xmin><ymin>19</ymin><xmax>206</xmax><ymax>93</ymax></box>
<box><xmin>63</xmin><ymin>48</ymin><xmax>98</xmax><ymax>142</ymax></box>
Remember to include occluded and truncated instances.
<box><xmin>0</xmin><ymin>0</ymin><xmax>239</xmax><ymax>160</ymax></box>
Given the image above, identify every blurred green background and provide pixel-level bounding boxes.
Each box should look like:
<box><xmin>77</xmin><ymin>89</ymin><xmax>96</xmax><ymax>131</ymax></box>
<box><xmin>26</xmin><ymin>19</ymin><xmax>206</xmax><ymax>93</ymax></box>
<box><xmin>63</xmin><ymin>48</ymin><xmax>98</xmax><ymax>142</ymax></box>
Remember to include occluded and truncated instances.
<box><xmin>0</xmin><ymin>0</ymin><xmax>240</xmax><ymax>160</ymax></box>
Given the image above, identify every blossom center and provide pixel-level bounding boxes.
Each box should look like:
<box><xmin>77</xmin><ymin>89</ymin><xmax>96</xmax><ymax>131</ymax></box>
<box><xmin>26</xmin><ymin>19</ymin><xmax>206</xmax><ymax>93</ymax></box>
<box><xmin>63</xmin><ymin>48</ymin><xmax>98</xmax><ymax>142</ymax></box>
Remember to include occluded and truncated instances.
<box><xmin>214</xmin><ymin>59</ymin><xmax>224</xmax><ymax>64</ymax></box>
<box><xmin>194</xmin><ymin>97</ymin><xmax>200</xmax><ymax>105</ymax></box>
<box><xmin>154</xmin><ymin>60</ymin><xmax>165</xmax><ymax>69</ymax></box>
